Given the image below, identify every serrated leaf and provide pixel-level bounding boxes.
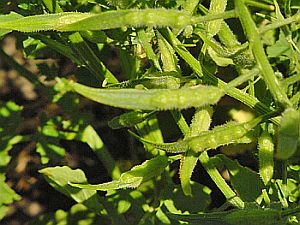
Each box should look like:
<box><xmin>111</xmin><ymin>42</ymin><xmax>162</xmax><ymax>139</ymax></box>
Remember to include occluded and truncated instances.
<box><xmin>39</xmin><ymin>166</ymin><xmax>104</xmax><ymax>213</ymax></box>
<box><xmin>69</xmin><ymin>155</ymin><xmax>168</xmax><ymax>190</ymax></box>
<box><xmin>180</xmin><ymin>107</ymin><xmax>212</xmax><ymax>196</ymax></box>
<box><xmin>0</xmin><ymin>12</ymin><xmax>23</xmax><ymax>37</ymax></box>
<box><xmin>216</xmin><ymin>155</ymin><xmax>264</xmax><ymax>202</ymax></box>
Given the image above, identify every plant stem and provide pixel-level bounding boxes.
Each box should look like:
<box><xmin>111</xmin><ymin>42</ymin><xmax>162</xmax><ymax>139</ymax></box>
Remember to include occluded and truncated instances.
<box><xmin>259</xmin><ymin>12</ymin><xmax>300</xmax><ymax>34</ymax></box>
<box><xmin>68</xmin><ymin>32</ymin><xmax>118</xmax><ymax>84</ymax></box>
<box><xmin>0</xmin><ymin>47</ymin><xmax>45</xmax><ymax>91</ymax></box>
<box><xmin>235</xmin><ymin>0</ymin><xmax>292</xmax><ymax>108</ymax></box>
<box><xmin>245</xmin><ymin>0</ymin><xmax>275</xmax><ymax>11</ymax></box>
<box><xmin>159</xmin><ymin>28</ymin><xmax>280</xmax><ymax>125</ymax></box>
<box><xmin>192</xmin><ymin>10</ymin><xmax>237</xmax><ymax>24</ymax></box>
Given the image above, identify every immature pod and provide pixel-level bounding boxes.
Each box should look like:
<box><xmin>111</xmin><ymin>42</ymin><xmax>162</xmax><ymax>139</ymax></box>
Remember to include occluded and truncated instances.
<box><xmin>258</xmin><ymin>128</ymin><xmax>274</xmax><ymax>185</ymax></box>
<box><xmin>131</xmin><ymin>117</ymin><xmax>261</xmax><ymax>153</ymax></box>
<box><xmin>70</xmin><ymin>81</ymin><xmax>224</xmax><ymax>111</ymax></box>
<box><xmin>108</xmin><ymin>111</ymin><xmax>156</xmax><ymax>129</ymax></box>
<box><xmin>108</xmin><ymin>76</ymin><xmax>181</xmax><ymax>89</ymax></box>
<box><xmin>0</xmin><ymin>9</ymin><xmax>193</xmax><ymax>33</ymax></box>
<box><xmin>276</xmin><ymin>108</ymin><xmax>300</xmax><ymax>160</ymax></box>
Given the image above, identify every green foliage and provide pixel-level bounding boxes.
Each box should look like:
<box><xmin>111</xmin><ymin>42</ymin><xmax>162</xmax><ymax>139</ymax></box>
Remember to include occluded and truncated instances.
<box><xmin>0</xmin><ymin>0</ymin><xmax>300</xmax><ymax>224</ymax></box>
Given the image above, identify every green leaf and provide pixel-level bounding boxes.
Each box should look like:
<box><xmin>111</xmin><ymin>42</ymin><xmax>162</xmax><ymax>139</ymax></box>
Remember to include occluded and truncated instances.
<box><xmin>0</xmin><ymin>12</ymin><xmax>23</xmax><ymax>37</ymax></box>
<box><xmin>180</xmin><ymin>107</ymin><xmax>212</xmax><ymax>196</ymax></box>
<box><xmin>216</xmin><ymin>155</ymin><xmax>264</xmax><ymax>202</ymax></box>
<box><xmin>0</xmin><ymin>101</ymin><xmax>23</xmax><ymax>167</ymax></box>
<box><xmin>0</xmin><ymin>174</ymin><xmax>21</xmax><ymax>220</ymax></box>
<box><xmin>39</xmin><ymin>166</ymin><xmax>104</xmax><ymax>213</ymax></box>
<box><xmin>36</xmin><ymin>136</ymin><xmax>65</xmax><ymax>164</ymax></box>
<box><xmin>69</xmin><ymin>155</ymin><xmax>168</xmax><ymax>190</ymax></box>
<box><xmin>29</xmin><ymin>203</ymin><xmax>106</xmax><ymax>225</ymax></box>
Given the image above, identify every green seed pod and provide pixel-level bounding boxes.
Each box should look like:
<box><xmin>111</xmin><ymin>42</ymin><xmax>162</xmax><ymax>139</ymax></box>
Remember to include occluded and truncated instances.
<box><xmin>70</xmin><ymin>81</ymin><xmax>224</xmax><ymax>111</ymax></box>
<box><xmin>276</xmin><ymin>108</ymin><xmax>300</xmax><ymax>160</ymax></box>
<box><xmin>131</xmin><ymin>117</ymin><xmax>262</xmax><ymax>153</ymax></box>
<box><xmin>258</xmin><ymin>127</ymin><xmax>274</xmax><ymax>185</ymax></box>
<box><xmin>108</xmin><ymin>111</ymin><xmax>155</xmax><ymax>129</ymax></box>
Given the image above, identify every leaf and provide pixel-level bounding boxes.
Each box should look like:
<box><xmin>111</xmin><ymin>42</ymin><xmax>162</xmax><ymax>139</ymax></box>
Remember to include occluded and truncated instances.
<box><xmin>69</xmin><ymin>80</ymin><xmax>224</xmax><ymax>110</ymax></box>
<box><xmin>0</xmin><ymin>12</ymin><xmax>23</xmax><ymax>37</ymax></box>
<box><xmin>216</xmin><ymin>155</ymin><xmax>264</xmax><ymax>202</ymax></box>
<box><xmin>267</xmin><ymin>32</ymin><xmax>292</xmax><ymax>58</ymax></box>
<box><xmin>36</xmin><ymin>136</ymin><xmax>65</xmax><ymax>164</ymax></box>
<box><xmin>39</xmin><ymin>166</ymin><xmax>104</xmax><ymax>213</ymax></box>
<box><xmin>167</xmin><ymin>207</ymin><xmax>283</xmax><ymax>225</ymax></box>
<box><xmin>0</xmin><ymin>101</ymin><xmax>23</xmax><ymax>167</ymax></box>
<box><xmin>29</xmin><ymin>203</ymin><xmax>107</xmax><ymax>225</ymax></box>
<box><xmin>180</xmin><ymin>107</ymin><xmax>212</xmax><ymax>196</ymax></box>
<box><xmin>162</xmin><ymin>182</ymin><xmax>211</xmax><ymax>215</ymax></box>
<box><xmin>69</xmin><ymin>155</ymin><xmax>168</xmax><ymax>190</ymax></box>
<box><xmin>0</xmin><ymin>174</ymin><xmax>21</xmax><ymax>220</ymax></box>
<box><xmin>276</xmin><ymin>108</ymin><xmax>300</xmax><ymax>160</ymax></box>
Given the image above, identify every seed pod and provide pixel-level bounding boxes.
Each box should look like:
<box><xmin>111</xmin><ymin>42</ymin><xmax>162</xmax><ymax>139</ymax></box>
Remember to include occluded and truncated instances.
<box><xmin>276</xmin><ymin>108</ymin><xmax>300</xmax><ymax>160</ymax></box>
<box><xmin>70</xmin><ymin>81</ymin><xmax>224</xmax><ymax>111</ymax></box>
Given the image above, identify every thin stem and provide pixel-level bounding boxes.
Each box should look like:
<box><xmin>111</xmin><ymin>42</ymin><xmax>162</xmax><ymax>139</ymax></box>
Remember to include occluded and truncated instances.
<box><xmin>0</xmin><ymin>47</ymin><xmax>45</xmax><ymax>91</ymax></box>
<box><xmin>259</xmin><ymin>12</ymin><xmax>300</xmax><ymax>34</ymax></box>
<box><xmin>68</xmin><ymin>32</ymin><xmax>118</xmax><ymax>84</ymax></box>
<box><xmin>235</xmin><ymin>0</ymin><xmax>292</xmax><ymax>108</ymax></box>
<box><xmin>170</xmin><ymin>111</ymin><xmax>190</xmax><ymax>136</ymax></box>
<box><xmin>159</xmin><ymin>28</ymin><xmax>280</xmax><ymax>125</ymax></box>
<box><xmin>245</xmin><ymin>0</ymin><xmax>275</xmax><ymax>11</ymax></box>
<box><xmin>192</xmin><ymin>10</ymin><xmax>237</xmax><ymax>24</ymax></box>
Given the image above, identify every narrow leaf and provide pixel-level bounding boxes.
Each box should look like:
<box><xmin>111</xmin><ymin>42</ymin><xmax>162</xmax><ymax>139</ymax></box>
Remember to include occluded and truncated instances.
<box><xmin>180</xmin><ymin>107</ymin><xmax>212</xmax><ymax>196</ymax></box>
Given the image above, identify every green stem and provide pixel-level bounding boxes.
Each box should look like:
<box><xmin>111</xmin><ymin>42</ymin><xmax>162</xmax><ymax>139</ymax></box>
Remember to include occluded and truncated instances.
<box><xmin>170</xmin><ymin>111</ymin><xmax>190</xmax><ymax>136</ymax></box>
<box><xmin>159</xmin><ymin>28</ymin><xmax>280</xmax><ymax>125</ymax></box>
<box><xmin>259</xmin><ymin>12</ymin><xmax>300</xmax><ymax>34</ymax></box>
<box><xmin>199</xmin><ymin>153</ymin><xmax>245</xmax><ymax>208</ymax></box>
<box><xmin>235</xmin><ymin>0</ymin><xmax>292</xmax><ymax>108</ymax></box>
<box><xmin>68</xmin><ymin>32</ymin><xmax>118</xmax><ymax>84</ymax></box>
<box><xmin>137</xmin><ymin>29</ymin><xmax>162</xmax><ymax>71</ymax></box>
<box><xmin>192</xmin><ymin>10</ymin><xmax>237</xmax><ymax>24</ymax></box>
<box><xmin>245</xmin><ymin>0</ymin><xmax>275</xmax><ymax>11</ymax></box>
<box><xmin>0</xmin><ymin>47</ymin><xmax>45</xmax><ymax>91</ymax></box>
